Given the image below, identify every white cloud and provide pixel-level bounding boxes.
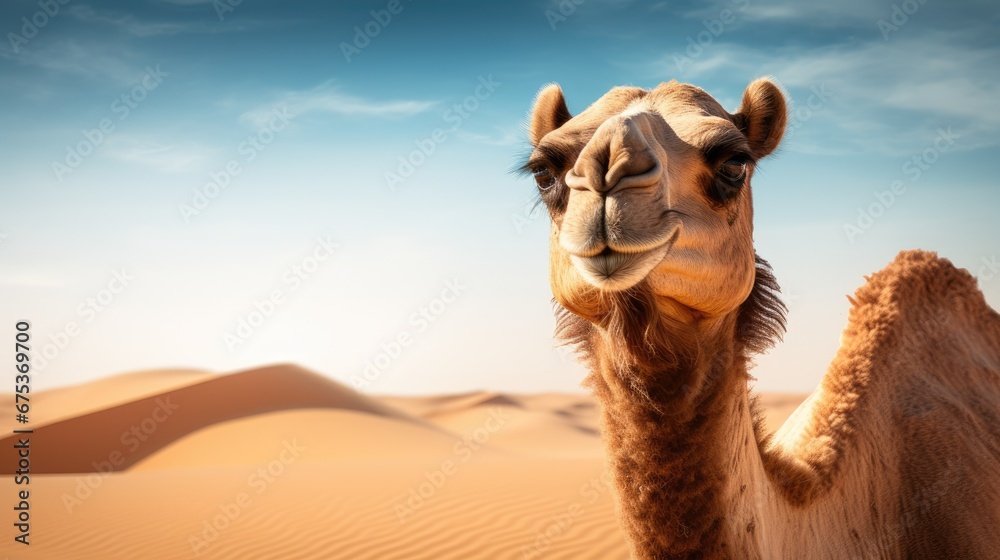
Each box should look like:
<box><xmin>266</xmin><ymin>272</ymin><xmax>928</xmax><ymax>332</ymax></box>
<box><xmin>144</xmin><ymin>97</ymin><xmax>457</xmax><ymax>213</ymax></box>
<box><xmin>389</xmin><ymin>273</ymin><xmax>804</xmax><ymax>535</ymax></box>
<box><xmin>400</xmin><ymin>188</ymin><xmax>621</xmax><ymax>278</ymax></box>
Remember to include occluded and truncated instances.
<box><xmin>239</xmin><ymin>81</ymin><xmax>437</xmax><ymax>128</ymax></box>
<box><xmin>66</xmin><ymin>5</ymin><xmax>258</xmax><ymax>36</ymax></box>
<box><xmin>642</xmin><ymin>32</ymin><xmax>1000</xmax><ymax>155</ymax></box>
<box><xmin>684</xmin><ymin>0</ymin><xmax>933</xmax><ymax>25</ymax></box>
<box><xmin>455</xmin><ymin>125</ymin><xmax>524</xmax><ymax>147</ymax></box>
<box><xmin>676</xmin><ymin>0</ymin><xmax>997</xmax><ymax>39</ymax></box>
<box><xmin>0</xmin><ymin>39</ymin><xmax>141</xmax><ymax>85</ymax></box>
<box><xmin>102</xmin><ymin>136</ymin><xmax>210</xmax><ymax>172</ymax></box>
<box><xmin>741</xmin><ymin>0</ymin><xmax>880</xmax><ymax>23</ymax></box>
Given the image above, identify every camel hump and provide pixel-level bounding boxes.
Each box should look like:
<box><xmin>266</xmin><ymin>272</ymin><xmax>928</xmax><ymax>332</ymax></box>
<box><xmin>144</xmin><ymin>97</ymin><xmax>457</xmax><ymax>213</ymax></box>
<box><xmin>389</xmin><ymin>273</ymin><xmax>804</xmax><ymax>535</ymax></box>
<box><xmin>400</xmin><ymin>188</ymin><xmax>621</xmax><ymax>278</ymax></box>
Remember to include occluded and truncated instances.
<box><xmin>849</xmin><ymin>249</ymin><xmax>993</xmax><ymax>321</ymax></box>
<box><xmin>840</xmin><ymin>249</ymin><xmax>1000</xmax><ymax>390</ymax></box>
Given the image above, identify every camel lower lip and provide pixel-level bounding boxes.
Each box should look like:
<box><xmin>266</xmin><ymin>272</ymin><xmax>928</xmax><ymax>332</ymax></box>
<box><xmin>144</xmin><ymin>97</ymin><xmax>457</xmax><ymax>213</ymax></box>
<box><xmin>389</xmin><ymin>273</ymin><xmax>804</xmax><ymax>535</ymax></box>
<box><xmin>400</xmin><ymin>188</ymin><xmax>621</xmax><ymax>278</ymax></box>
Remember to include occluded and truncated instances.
<box><xmin>571</xmin><ymin>245</ymin><xmax>670</xmax><ymax>291</ymax></box>
<box><xmin>569</xmin><ymin>227</ymin><xmax>680</xmax><ymax>291</ymax></box>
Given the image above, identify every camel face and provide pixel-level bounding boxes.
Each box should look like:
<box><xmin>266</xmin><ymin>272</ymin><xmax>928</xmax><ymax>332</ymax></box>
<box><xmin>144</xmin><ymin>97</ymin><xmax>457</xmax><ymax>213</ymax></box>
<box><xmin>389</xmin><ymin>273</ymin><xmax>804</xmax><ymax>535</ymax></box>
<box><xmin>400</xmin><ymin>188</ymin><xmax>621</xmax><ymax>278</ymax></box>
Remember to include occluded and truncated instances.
<box><xmin>526</xmin><ymin>79</ymin><xmax>786</xmax><ymax>319</ymax></box>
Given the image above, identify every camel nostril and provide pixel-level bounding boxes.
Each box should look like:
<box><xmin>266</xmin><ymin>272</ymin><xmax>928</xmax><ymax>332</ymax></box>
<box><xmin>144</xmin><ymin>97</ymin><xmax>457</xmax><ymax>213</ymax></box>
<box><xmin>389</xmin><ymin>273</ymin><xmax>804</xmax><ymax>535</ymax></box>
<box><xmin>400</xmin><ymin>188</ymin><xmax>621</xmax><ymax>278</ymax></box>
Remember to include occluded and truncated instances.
<box><xmin>564</xmin><ymin>166</ymin><xmax>599</xmax><ymax>192</ymax></box>
<box><xmin>608</xmin><ymin>158</ymin><xmax>662</xmax><ymax>192</ymax></box>
<box><xmin>565</xmin><ymin>112</ymin><xmax>663</xmax><ymax>195</ymax></box>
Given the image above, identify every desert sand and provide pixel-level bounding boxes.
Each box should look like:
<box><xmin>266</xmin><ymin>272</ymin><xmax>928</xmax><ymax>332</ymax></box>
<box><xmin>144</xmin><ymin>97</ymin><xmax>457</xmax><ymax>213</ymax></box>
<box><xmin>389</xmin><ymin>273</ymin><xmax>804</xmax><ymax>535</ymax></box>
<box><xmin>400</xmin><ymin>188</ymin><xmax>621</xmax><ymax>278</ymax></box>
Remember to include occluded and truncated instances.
<box><xmin>0</xmin><ymin>365</ymin><xmax>805</xmax><ymax>559</ymax></box>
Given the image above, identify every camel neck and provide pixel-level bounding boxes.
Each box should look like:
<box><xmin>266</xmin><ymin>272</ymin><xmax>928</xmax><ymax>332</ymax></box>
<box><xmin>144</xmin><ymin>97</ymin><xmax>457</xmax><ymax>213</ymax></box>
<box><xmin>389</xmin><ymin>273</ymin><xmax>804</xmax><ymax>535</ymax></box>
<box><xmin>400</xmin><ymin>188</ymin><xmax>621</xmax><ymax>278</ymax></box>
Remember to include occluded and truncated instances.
<box><xmin>588</xmin><ymin>315</ymin><xmax>764</xmax><ymax>559</ymax></box>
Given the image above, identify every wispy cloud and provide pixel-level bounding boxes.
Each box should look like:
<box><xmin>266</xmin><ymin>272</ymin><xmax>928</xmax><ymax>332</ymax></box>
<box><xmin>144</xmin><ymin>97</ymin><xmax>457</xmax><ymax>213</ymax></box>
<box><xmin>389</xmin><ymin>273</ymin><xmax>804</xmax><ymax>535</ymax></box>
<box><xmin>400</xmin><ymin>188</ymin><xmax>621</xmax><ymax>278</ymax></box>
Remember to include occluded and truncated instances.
<box><xmin>0</xmin><ymin>39</ymin><xmax>141</xmax><ymax>85</ymax></box>
<box><xmin>738</xmin><ymin>0</ymin><xmax>879</xmax><ymax>24</ymax></box>
<box><xmin>681</xmin><ymin>0</ymin><xmax>995</xmax><ymax>32</ymax></box>
<box><xmin>455</xmin><ymin>126</ymin><xmax>524</xmax><ymax>147</ymax></box>
<box><xmin>239</xmin><ymin>81</ymin><xmax>437</xmax><ymax>128</ymax></box>
<box><xmin>66</xmin><ymin>5</ymin><xmax>258</xmax><ymax>35</ymax></box>
<box><xmin>640</xmin><ymin>32</ymin><xmax>1000</xmax><ymax>155</ymax></box>
<box><xmin>103</xmin><ymin>135</ymin><xmax>211</xmax><ymax>172</ymax></box>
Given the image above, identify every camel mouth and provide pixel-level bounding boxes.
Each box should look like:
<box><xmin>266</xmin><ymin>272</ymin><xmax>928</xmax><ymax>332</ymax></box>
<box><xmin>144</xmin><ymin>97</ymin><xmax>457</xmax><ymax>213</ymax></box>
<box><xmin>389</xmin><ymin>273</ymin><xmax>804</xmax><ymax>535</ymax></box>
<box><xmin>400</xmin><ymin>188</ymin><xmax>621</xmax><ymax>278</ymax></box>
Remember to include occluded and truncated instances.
<box><xmin>571</xmin><ymin>228</ymin><xmax>679</xmax><ymax>291</ymax></box>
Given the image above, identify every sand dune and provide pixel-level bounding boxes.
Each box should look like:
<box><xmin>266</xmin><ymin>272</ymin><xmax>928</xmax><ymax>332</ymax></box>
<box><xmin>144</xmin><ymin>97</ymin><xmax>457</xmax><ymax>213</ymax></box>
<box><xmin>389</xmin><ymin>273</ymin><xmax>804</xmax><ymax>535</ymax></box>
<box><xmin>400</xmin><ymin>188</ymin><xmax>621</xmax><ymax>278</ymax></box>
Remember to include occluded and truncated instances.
<box><xmin>0</xmin><ymin>368</ymin><xmax>213</xmax><ymax>430</ymax></box>
<box><xmin>756</xmin><ymin>393</ymin><xmax>813</xmax><ymax>434</ymax></box>
<box><xmin>0</xmin><ymin>364</ymin><xmax>806</xmax><ymax>559</ymax></box>
<box><xmin>132</xmin><ymin>409</ymin><xmax>502</xmax><ymax>471</ymax></box>
<box><xmin>0</xmin><ymin>364</ymin><xmax>433</xmax><ymax>474</ymax></box>
<box><xmin>415</xmin><ymin>393</ymin><xmax>603</xmax><ymax>458</ymax></box>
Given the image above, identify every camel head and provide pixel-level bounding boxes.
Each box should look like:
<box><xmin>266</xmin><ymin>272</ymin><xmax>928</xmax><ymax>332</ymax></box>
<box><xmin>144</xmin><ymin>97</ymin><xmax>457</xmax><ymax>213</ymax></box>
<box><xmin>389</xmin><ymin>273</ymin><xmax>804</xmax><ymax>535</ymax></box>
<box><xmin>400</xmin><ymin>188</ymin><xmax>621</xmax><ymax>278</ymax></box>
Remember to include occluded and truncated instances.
<box><xmin>525</xmin><ymin>79</ymin><xmax>786</xmax><ymax>325</ymax></box>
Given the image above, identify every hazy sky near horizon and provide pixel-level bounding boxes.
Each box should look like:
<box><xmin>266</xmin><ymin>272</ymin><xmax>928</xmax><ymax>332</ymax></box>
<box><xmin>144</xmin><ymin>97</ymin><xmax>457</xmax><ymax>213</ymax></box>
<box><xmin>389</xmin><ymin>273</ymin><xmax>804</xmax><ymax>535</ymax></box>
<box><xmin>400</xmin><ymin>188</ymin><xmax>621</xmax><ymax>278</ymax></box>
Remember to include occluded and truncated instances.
<box><xmin>1</xmin><ymin>0</ymin><xmax>998</xmax><ymax>394</ymax></box>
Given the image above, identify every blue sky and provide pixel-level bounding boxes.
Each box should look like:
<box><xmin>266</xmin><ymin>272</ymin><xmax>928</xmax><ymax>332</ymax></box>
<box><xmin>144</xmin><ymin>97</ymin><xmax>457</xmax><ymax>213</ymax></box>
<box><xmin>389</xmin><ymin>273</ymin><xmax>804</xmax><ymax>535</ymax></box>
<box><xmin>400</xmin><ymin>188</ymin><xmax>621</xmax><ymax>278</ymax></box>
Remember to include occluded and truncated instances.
<box><xmin>1</xmin><ymin>0</ymin><xmax>998</xmax><ymax>394</ymax></box>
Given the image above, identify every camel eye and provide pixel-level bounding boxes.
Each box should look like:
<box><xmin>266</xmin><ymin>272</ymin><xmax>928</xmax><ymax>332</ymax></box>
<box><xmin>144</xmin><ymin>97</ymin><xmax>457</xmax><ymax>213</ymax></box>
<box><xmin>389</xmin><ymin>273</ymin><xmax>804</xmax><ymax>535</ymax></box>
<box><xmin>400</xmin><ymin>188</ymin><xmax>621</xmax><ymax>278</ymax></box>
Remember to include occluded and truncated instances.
<box><xmin>709</xmin><ymin>159</ymin><xmax>749</xmax><ymax>204</ymax></box>
<box><xmin>533</xmin><ymin>167</ymin><xmax>556</xmax><ymax>191</ymax></box>
<box><xmin>718</xmin><ymin>159</ymin><xmax>747</xmax><ymax>183</ymax></box>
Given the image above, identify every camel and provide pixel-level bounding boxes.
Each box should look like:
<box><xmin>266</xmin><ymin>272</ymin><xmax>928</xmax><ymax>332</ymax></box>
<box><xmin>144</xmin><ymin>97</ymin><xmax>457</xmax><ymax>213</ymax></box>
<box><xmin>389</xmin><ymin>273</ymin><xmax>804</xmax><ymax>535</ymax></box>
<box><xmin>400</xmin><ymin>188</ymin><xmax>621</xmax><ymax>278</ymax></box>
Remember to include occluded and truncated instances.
<box><xmin>522</xmin><ymin>77</ymin><xmax>1000</xmax><ymax>559</ymax></box>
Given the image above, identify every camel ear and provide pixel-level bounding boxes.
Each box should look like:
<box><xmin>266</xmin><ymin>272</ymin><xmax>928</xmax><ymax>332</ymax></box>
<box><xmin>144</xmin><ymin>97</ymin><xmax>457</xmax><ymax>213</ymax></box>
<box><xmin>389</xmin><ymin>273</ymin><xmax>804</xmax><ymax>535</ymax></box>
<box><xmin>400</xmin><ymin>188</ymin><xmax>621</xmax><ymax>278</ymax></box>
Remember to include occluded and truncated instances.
<box><xmin>733</xmin><ymin>78</ymin><xmax>787</xmax><ymax>159</ymax></box>
<box><xmin>530</xmin><ymin>84</ymin><xmax>572</xmax><ymax>146</ymax></box>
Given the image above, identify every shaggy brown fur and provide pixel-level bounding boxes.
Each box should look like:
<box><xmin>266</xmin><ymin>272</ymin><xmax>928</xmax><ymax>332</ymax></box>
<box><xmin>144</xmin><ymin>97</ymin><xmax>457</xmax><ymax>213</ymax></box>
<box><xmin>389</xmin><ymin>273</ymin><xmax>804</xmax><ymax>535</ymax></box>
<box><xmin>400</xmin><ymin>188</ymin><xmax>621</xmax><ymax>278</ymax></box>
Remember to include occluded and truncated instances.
<box><xmin>526</xmin><ymin>78</ymin><xmax>1000</xmax><ymax>559</ymax></box>
<box><xmin>555</xmin><ymin>257</ymin><xmax>785</xmax><ymax>558</ymax></box>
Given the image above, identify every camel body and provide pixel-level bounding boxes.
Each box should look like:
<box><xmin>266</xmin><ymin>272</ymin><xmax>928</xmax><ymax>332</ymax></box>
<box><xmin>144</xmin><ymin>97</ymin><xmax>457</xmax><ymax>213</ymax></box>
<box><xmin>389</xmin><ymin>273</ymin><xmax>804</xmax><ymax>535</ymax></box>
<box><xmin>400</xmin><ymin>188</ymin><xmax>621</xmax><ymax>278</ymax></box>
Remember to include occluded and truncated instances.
<box><xmin>575</xmin><ymin>250</ymin><xmax>1000</xmax><ymax>559</ymax></box>
<box><xmin>523</xmin><ymin>78</ymin><xmax>1000</xmax><ymax>558</ymax></box>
